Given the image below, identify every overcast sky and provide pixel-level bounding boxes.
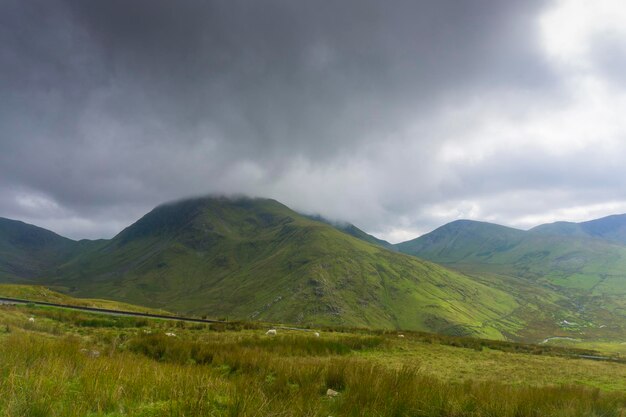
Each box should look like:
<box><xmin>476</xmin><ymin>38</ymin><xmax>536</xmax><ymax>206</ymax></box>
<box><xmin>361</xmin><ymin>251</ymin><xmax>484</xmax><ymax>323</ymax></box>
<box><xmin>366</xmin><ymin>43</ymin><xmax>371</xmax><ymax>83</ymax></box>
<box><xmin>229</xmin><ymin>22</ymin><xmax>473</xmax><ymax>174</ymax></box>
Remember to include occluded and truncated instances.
<box><xmin>2</xmin><ymin>0</ymin><xmax>626</xmax><ymax>242</ymax></box>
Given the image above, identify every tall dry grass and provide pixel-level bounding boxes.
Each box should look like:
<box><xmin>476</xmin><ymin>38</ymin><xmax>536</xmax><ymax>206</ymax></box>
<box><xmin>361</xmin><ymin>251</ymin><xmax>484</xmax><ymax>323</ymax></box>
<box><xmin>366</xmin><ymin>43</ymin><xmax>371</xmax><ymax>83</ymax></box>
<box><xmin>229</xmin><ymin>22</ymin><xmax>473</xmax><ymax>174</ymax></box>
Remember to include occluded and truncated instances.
<box><xmin>0</xmin><ymin>328</ymin><xmax>625</xmax><ymax>416</ymax></box>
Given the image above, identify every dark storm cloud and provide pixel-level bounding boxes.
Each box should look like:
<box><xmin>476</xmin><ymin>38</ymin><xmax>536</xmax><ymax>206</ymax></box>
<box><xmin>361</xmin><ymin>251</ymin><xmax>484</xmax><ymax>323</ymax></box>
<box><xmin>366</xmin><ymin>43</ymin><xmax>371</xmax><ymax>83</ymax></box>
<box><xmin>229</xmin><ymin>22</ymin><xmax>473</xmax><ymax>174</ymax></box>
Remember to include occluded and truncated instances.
<box><xmin>61</xmin><ymin>0</ymin><xmax>554</xmax><ymax>156</ymax></box>
<box><xmin>6</xmin><ymin>0</ymin><xmax>619</xmax><ymax>241</ymax></box>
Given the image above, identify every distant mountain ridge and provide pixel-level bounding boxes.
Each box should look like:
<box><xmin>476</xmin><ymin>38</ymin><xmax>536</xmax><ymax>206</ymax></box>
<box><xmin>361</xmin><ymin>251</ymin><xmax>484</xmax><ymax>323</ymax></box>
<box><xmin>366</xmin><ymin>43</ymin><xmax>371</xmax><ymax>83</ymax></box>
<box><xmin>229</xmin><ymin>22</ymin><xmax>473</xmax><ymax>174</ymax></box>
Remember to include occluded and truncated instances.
<box><xmin>396</xmin><ymin>216</ymin><xmax>626</xmax><ymax>280</ymax></box>
<box><xmin>0</xmin><ymin>218</ymin><xmax>78</xmax><ymax>280</ymax></box>
<box><xmin>395</xmin><ymin>215</ymin><xmax>626</xmax><ymax>342</ymax></box>
<box><xmin>395</xmin><ymin>219</ymin><xmax>526</xmax><ymax>263</ymax></box>
<box><xmin>304</xmin><ymin>214</ymin><xmax>396</xmax><ymax>251</ymax></box>
<box><xmin>530</xmin><ymin>214</ymin><xmax>626</xmax><ymax>244</ymax></box>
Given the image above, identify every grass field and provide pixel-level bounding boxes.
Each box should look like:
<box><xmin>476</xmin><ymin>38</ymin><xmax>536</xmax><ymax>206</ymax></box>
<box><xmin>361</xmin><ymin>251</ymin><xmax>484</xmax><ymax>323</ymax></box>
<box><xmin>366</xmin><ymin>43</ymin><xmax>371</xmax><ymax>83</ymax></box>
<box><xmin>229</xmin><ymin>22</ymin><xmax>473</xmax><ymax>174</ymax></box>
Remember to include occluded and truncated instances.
<box><xmin>2</xmin><ymin>298</ymin><xmax>626</xmax><ymax>416</ymax></box>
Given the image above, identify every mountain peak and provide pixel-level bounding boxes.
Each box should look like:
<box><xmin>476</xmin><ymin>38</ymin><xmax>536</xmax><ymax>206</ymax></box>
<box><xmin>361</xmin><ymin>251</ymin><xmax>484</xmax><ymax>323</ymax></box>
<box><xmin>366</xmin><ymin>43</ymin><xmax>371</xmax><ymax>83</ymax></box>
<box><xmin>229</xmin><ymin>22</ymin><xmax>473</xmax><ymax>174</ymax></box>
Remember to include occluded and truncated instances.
<box><xmin>114</xmin><ymin>196</ymin><xmax>293</xmax><ymax>243</ymax></box>
<box><xmin>531</xmin><ymin>213</ymin><xmax>626</xmax><ymax>244</ymax></box>
<box><xmin>396</xmin><ymin>219</ymin><xmax>525</xmax><ymax>263</ymax></box>
<box><xmin>0</xmin><ymin>217</ymin><xmax>77</xmax><ymax>280</ymax></box>
<box><xmin>0</xmin><ymin>217</ymin><xmax>74</xmax><ymax>248</ymax></box>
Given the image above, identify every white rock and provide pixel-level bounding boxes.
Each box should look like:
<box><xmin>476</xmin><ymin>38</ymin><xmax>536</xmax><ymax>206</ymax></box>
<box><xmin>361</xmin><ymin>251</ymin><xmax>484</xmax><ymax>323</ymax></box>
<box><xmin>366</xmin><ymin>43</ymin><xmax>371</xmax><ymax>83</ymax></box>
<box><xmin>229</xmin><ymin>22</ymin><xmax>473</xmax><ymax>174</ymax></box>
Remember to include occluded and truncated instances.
<box><xmin>80</xmin><ymin>348</ymin><xmax>100</xmax><ymax>358</ymax></box>
<box><xmin>165</xmin><ymin>332</ymin><xmax>176</xmax><ymax>337</ymax></box>
<box><xmin>398</xmin><ymin>334</ymin><xmax>405</xmax><ymax>338</ymax></box>
<box><xmin>326</xmin><ymin>388</ymin><xmax>339</xmax><ymax>397</ymax></box>
<box><xmin>266</xmin><ymin>329</ymin><xmax>277</xmax><ymax>336</ymax></box>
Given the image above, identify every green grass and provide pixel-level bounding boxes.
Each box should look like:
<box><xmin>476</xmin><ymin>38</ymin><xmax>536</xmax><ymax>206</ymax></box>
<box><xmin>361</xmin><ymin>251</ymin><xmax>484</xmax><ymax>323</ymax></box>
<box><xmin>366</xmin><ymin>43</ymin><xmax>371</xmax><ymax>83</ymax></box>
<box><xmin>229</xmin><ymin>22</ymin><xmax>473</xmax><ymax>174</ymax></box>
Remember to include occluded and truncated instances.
<box><xmin>2</xmin><ymin>301</ymin><xmax>626</xmax><ymax>416</ymax></box>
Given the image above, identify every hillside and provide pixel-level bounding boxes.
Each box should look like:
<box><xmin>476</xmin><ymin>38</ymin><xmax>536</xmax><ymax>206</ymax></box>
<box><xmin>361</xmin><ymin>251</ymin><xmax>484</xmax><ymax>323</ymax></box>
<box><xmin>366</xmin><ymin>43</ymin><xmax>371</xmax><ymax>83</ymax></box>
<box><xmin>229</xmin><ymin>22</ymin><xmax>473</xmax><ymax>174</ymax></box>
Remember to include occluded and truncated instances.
<box><xmin>396</xmin><ymin>219</ymin><xmax>626</xmax><ymax>290</ymax></box>
<box><xmin>396</xmin><ymin>219</ymin><xmax>626</xmax><ymax>341</ymax></box>
<box><xmin>334</xmin><ymin>223</ymin><xmax>397</xmax><ymax>251</ymax></box>
<box><xmin>0</xmin><ymin>197</ymin><xmax>522</xmax><ymax>339</ymax></box>
<box><xmin>0</xmin><ymin>218</ymin><xmax>80</xmax><ymax>282</ymax></box>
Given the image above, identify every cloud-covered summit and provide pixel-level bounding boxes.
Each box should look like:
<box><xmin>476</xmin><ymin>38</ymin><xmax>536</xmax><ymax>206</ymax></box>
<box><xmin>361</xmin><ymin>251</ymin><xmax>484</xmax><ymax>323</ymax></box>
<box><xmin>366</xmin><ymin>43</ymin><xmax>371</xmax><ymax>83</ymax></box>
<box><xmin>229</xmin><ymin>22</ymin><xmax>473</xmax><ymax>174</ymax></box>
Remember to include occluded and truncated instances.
<box><xmin>2</xmin><ymin>0</ymin><xmax>626</xmax><ymax>242</ymax></box>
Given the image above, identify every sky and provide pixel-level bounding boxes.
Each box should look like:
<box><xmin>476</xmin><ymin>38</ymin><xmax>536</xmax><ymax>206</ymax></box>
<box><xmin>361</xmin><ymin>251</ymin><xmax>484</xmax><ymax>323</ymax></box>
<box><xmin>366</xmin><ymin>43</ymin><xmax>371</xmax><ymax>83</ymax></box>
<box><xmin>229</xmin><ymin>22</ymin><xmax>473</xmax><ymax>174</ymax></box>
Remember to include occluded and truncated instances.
<box><xmin>2</xmin><ymin>0</ymin><xmax>626</xmax><ymax>243</ymax></box>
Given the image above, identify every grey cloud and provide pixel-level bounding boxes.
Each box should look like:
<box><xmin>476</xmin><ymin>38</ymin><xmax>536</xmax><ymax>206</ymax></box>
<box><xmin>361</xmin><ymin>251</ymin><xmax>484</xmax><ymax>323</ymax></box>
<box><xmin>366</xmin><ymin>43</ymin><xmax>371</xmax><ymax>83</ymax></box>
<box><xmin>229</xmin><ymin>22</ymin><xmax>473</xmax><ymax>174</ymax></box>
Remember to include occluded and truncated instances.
<box><xmin>590</xmin><ymin>34</ymin><xmax>626</xmax><ymax>88</ymax></box>
<box><xmin>373</xmin><ymin>143</ymin><xmax>626</xmax><ymax>237</ymax></box>
<box><xmin>5</xmin><ymin>0</ymin><xmax>617</xmax><ymax>242</ymax></box>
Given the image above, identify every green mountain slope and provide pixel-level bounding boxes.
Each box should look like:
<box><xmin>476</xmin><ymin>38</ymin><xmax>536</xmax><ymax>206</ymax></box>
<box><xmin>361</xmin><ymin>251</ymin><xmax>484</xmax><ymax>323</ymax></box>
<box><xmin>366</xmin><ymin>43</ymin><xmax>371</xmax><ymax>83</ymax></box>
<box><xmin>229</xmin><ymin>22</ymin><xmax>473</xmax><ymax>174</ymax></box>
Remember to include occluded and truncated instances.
<box><xmin>1</xmin><ymin>197</ymin><xmax>522</xmax><ymax>339</ymax></box>
<box><xmin>0</xmin><ymin>218</ymin><xmax>80</xmax><ymax>282</ymax></box>
<box><xmin>396</xmin><ymin>219</ymin><xmax>626</xmax><ymax>341</ymax></box>
<box><xmin>531</xmin><ymin>214</ymin><xmax>626</xmax><ymax>244</ymax></box>
<box><xmin>397</xmin><ymin>219</ymin><xmax>626</xmax><ymax>292</ymax></box>
<box><xmin>334</xmin><ymin>224</ymin><xmax>397</xmax><ymax>251</ymax></box>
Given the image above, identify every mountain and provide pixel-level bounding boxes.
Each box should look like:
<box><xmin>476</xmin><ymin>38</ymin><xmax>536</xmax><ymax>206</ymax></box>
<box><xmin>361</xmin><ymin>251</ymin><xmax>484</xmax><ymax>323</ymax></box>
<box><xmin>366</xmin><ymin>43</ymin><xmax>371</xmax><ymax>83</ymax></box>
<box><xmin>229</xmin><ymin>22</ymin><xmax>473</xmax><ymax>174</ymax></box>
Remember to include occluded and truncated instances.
<box><xmin>6</xmin><ymin>198</ymin><xmax>626</xmax><ymax>341</ymax></box>
<box><xmin>397</xmin><ymin>219</ymin><xmax>626</xmax><ymax>290</ymax></box>
<box><xmin>0</xmin><ymin>217</ymin><xmax>80</xmax><ymax>281</ymax></box>
<box><xmin>396</xmin><ymin>218</ymin><xmax>626</xmax><ymax>341</ymax></box>
<box><xmin>531</xmin><ymin>214</ymin><xmax>626</xmax><ymax>244</ymax></box>
<box><xmin>0</xmin><ymin>197</ymin><xmax>522</xmax><ymax>338</ymax></box>
<box><xmin>395</xmin><ymin>220</ymin><xmax>525</xmax><ymax>263</ymax></box>
<box><xmin>396</xmin><ymin>218</ymin><xmax>626</xmax><ymax>282</ymax></box>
